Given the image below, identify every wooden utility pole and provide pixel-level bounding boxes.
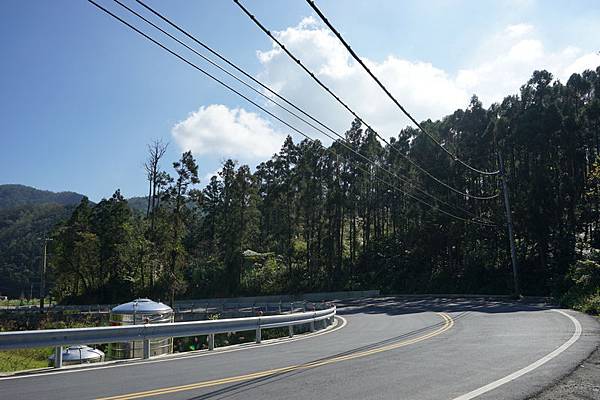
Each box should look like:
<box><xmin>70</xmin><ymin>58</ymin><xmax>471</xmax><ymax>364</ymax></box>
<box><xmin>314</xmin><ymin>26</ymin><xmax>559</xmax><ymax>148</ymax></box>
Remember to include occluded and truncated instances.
<box><xmin>498</xmin><ymin>153</ymin><xmax>520</xmax><ymax>296</ymax></box>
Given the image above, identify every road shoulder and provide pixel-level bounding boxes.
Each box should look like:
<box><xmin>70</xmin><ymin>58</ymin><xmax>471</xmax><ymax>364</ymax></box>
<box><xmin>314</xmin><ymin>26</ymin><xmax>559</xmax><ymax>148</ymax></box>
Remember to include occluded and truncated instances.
<box><xmin>528</xmin><ymin>316</ymin><xmax>599</xmax><ymax>400</ymax></box>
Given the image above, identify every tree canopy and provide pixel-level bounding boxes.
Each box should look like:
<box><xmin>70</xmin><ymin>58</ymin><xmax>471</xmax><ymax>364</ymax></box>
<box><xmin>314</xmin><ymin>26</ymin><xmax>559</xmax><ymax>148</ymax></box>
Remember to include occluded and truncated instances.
<box><xmin>2</xmin><ymin>67</ymin><xmax>600</xmax><ymax>305</ymax></box>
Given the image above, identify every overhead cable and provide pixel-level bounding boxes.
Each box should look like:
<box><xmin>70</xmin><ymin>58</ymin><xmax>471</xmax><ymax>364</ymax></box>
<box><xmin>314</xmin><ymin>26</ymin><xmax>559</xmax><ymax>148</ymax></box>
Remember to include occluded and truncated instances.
<box><xmin>234</xmin><ymin>0</ymin><xmax>500</xmax><ymax>195</ymax></box>
<box><xmin>305</xmin><ymin>0</ymin><xmax>500</xmax><ymax>176</ymax></box>
<box><xmin>116</xmin><ymin>0</ymin><xmax>494</xmax><ymax>221</ymax></box>
<box><xmin>86</xmin><ymin>0</ymin><xmax>496</xmax><ymax>227</ymax></box>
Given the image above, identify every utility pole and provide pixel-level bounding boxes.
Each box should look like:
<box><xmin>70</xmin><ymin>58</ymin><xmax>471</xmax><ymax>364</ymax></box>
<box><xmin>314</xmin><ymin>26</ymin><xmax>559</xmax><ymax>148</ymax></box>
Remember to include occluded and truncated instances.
<box><xmin>39</xmin><ymin>238</ymin><xmax>53</xmax><ymax>313</ymax></box>
<box><xmin>498</xmin><ymin>153</ymin><xmax>520</xmax><ymax>297</ymax></box>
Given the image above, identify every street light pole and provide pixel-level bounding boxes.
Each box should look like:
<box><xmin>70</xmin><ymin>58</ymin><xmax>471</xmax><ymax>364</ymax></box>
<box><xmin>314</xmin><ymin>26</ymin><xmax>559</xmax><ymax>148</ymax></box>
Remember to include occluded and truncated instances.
<box><xmin>40</xmin><ymin>238</ymin><xmax>53</xmax><ymax>313</ymax></box>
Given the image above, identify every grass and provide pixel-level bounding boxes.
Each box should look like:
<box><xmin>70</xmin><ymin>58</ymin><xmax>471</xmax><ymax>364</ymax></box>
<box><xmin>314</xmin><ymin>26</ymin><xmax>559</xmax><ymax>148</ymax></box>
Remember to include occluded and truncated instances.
<box><xmin>0</xmin><ymin>298</ymin><xmax>57</xmax><ymax>308</ymax></box>
<box><xmin>0</xmin><ymin>313</ymin><xmax>105</xmax><ymax>374</ymax></box>
<box><xmin>0</xmin><ymin>348</ymin><xmax>52</xmax><ymax>373</ymax></box>
<box><xmin>0</xmin><ymin>299</ymin><xmax>38</xmax><ymax>307</ymax></box>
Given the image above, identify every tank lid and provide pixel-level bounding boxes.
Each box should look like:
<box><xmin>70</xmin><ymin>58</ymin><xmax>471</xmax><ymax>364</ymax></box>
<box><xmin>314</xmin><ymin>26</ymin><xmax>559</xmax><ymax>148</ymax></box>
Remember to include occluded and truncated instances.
<box><xmin>111</xmin><ymin>298</ymin><xmax>172</xmax><ymax>314</ymax></box>
<box><xmin>48</xmin><ymin>345</ymin><xmax>104</xmax><ymax>361</ymax></box>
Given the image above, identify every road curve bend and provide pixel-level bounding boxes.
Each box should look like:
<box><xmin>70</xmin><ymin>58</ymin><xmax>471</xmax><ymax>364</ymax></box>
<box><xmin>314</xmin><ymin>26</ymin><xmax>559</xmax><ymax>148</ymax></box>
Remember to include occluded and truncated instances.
<box><xmin>1</xmin><ymin>298</ymin><xmax>598</xmax><ymax>400</ymax></box>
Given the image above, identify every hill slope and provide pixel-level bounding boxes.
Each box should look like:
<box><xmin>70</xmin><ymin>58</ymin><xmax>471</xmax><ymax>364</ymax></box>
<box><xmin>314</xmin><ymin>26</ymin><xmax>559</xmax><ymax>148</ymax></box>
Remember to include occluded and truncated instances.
<box><xmin>0</xmin><ymin>203</ymin><xmax>75</xmax><ymax>297</ymax></box>
<box><xmin>0</xmin><ymin>184</ymin><xmax>84</xmax><ymax>210</ymax></box>
<box><xmin>0</xmin><ymin>185</ymin><xmax>151</xmax><ymax>297</ymax></box>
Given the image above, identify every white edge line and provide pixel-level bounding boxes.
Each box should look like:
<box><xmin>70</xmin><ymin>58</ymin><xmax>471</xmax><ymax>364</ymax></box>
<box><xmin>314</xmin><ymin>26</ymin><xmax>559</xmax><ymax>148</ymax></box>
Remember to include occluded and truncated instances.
<box><xmin>451</xmin><ymin>309</ymin><xmax>582</xmax><ymax>400</ymax></box>
<box><xmin>0</xmin><ymin>316</ymin><xmax>347</xmax><ymax>381</ymax></box>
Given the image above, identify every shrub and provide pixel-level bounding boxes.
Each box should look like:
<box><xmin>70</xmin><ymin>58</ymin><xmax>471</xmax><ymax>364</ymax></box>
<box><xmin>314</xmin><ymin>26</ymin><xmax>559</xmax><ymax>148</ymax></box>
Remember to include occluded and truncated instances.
<box><xmin>561</xmin><ymin>257</ymin><xmax>600</xmax><ymax>315</ymax></box>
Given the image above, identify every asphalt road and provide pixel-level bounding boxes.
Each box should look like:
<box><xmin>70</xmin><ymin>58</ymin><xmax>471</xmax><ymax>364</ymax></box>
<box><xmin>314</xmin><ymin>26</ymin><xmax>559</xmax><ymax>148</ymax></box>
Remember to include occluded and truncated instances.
<box><xmin>1</xmin><ymin>297</ymin><xmax>598</xmax><ymax>400</ymax></box>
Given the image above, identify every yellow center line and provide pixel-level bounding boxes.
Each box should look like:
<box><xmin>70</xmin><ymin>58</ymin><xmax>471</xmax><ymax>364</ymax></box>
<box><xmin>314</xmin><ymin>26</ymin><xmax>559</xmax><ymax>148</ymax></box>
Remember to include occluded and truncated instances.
<box><xmin>96</xmin><ymin>313</ymin><xmax>454</xmax><ymax>400</ymax></box>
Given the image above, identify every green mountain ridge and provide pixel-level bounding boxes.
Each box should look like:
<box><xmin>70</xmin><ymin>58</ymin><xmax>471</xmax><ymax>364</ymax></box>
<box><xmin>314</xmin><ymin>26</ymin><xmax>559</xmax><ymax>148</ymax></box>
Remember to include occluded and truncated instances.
<box><xmin>0</xmin><ymin>184</ymin><xmax>85</xmax><ymax>209</ymax></box>
<box><xmin>0</xmin><ymin>185</ymin><xmax>148</xmax><ymax>297</ymax></box>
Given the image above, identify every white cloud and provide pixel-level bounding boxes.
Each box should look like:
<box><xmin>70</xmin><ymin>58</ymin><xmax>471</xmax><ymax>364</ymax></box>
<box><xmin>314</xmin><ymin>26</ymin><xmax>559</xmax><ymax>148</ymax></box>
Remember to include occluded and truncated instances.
<box><xmin>171</xmin><ymin>104</ymin><xmax>286</xmax><ymax>159</ymax></box>
<box><xmin>255</xmin><ymin>17</ymin><xmax>467</xmax><ymax>140</ymax></box>
<box><xmin>253</xmin><ymin>17</ymin><xmax>599</xmax><ymax>140</ymax></box>
<box><xmin>172</xmin><ymin>18</ymin><xmax>599</xmax><ymax>163</ymax></box>
<box><xmin>505</xmin><ymin>23</ymin><xmax>534</xmax><ymax>38</ymax></box>
<box><xmin>202</xmin><ymin>167</ymin><xmax>222</xmax><ymax>183</ymax></box>
<box><xmin>563</xmin><ymin>52</ymin><xmax>600</xmax><ymax>78</ymax></box>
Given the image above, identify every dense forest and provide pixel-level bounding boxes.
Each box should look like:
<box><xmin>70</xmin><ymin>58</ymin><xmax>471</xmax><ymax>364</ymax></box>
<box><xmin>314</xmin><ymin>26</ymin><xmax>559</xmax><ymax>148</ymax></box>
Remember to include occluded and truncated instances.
<box><xmin>3</xmin><ymin>68</ymin><xmax>600</xmax><ymax>311</ymax></box>
<box><xmin>0</xmin><ymin>188</ymin><xmax>145</xmax><ymax>298</ymax></box>
<box><xmin>0</xmin><ymin>184</ymin><xmax>87</xmax><ymax>297</ymax></box>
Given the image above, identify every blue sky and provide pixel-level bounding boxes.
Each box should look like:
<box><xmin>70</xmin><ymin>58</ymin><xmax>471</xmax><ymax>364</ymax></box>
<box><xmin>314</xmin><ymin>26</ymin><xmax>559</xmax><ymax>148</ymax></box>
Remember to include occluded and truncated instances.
<box><xmin>1</xmin><ymin>0</ymin><xmax>599</xmax><ymax>201</ymax></box>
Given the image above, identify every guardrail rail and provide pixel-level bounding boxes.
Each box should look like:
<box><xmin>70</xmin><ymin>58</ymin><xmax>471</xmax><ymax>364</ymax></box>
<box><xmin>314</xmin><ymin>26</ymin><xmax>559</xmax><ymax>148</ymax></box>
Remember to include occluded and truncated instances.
<box><xmin>0</xmin><ymin>305</ymin><xmax>336</xmax><ymax>369</ymax></box>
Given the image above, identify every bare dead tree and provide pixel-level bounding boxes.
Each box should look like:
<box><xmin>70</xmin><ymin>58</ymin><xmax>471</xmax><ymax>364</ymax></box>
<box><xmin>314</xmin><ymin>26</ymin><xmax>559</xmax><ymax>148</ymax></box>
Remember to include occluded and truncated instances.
<box><xmin>144</xmin><ymin>139</ymin><xmax>169</xmax><ymax>219</ymax></box>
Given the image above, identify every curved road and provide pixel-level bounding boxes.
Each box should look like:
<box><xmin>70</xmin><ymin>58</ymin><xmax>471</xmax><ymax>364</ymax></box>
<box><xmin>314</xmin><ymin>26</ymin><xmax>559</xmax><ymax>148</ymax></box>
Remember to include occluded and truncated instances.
<box><xmin>1</xmin><ymin>298</ymin><xmax>598</xmax><ymax>399</ymax></box>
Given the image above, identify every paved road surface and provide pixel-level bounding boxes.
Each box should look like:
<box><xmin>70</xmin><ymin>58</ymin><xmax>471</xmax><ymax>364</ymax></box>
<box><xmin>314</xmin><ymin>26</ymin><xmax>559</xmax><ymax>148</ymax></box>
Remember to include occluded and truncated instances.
<box><xmin>1</xmin><ymin>298</ymin><xmax>598</xmax><ymax>400</ymax></box>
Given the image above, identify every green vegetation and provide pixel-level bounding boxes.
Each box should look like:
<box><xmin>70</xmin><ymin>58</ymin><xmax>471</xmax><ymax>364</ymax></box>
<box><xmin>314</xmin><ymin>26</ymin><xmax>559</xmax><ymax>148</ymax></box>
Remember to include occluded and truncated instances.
<box><xmin>0</xmin><ymin>203</ymin><xmax>76</xmax><ymax>298</ymax></box>
<box><xmin>0</xmin><ymin>299</ymin><xmax>39</xmax><ymax>307</ymax></box>
<box><xmin>0</xmin><ymin>313</ymin><xmax>108</xmax><ymax>373</ymax></box>
<box><xmin>561</xmin><ymin>251</ymin><xmax>600</xmax><ymax>314</ymax></box>
<box><xmin>173</xmin><ymin>326</ymin><xmax>310</xmax><ymax>353</ymax></box>
<box><xmin>0</xmin><ymin>184</ymin><xmax>83</xmax><ymax>210</ymax></box>
<box><xmin>1</xmin><ymin>67</ymin><xmax>599</xmax><ymax>313</ymax></box>
<box><xmin>0</xmin><ymin>348</ymin><xmax>52</xmax><ymax>373</ymax></box>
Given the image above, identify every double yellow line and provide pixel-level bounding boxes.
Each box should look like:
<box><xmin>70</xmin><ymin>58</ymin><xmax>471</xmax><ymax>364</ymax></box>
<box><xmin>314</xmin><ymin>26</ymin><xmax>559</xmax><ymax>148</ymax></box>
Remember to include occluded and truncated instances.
<box><xmin>97</xmin><ymin>313</ymin><xmax>453</xmax><ymax>400</ymax></box>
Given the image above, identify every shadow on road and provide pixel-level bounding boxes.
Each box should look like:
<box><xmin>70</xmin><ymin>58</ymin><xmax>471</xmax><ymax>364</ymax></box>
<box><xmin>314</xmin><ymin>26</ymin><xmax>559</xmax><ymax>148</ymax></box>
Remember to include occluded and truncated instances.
<box><xmin>334</xmin><ymin>296</ymin><xmax>553</xmax><ymax>317</ymax></box>
<box><xmin>183</xmin><ymin>297</ymin><xmax>557</xmax><ymax>399</ymax></box>
<box><xmin>187</xmin><ymin>309</ymin><xmax>472</xmax><ymax>400</ymax></box>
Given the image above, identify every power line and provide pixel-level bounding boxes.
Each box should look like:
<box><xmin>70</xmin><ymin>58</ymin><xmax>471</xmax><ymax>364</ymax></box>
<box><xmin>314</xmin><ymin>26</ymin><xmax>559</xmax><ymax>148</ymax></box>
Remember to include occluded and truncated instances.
<box><xmin>233</xmin><ymin>0</ymin><xmax>500</xmax><ymax>199</ymax></box>
<box><xmin>135</xmin><ymin>0</ymin><xmax>496</xmax><ymax>201</ymax></box>
<box><xmin>315</xmin><ymin>142</ymin><xmax>493</xmax><ymax>228</ymax></box>
<box><xmin>116</xmin><ymin>0</ymin><xmax>494</xmax><ymax>222</ymax></box>
<box><xmin>305</xmin><ymin>0</ymin><xmax>500</xmax><ymax>176</ymax></box>
<box><xmin>86</xmin><ymin>0</ymin><xmax>495</xmax><ymax>227</ymax></box>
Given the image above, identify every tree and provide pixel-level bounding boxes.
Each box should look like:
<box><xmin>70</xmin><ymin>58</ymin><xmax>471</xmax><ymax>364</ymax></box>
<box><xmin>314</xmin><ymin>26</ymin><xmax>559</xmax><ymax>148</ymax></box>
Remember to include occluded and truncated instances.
<box><xmin>144</xmin><ymin>139</ymin><xmax>169</xmax><ymax>219</ymax></box>
<box><xmin>41</xmin><ymin>65</ymin><xmax>600</xmax><ymax>304</ymax></box>
<box><xmin>163</xmin><ymin>151</ymin><xmax>199</xmax><ymax>306</ymax></box>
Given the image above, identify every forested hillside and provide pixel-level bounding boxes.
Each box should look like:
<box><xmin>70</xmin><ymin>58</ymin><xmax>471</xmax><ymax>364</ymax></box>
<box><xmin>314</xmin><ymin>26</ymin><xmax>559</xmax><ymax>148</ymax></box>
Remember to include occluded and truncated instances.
<box><xmin>0</xmin><ymin>204</ymin><xmax>76</xmax><ymax>297</ymax></box>
<box><xmin>0</xmin><ymin>184</ymin><xmax>84</xmax><ymax>209</ymax></box>
<box><xmin>0</xmin><ymin>185</ymin><xmax>85</xmax><ymax>297</ymax></box>
<box><xmin>7</xmin><ymin>68</ymin><xmax>600</xmax><ymax>310</ymax></box>
<box><xmin>0</xmin><ymin>187</ymin><xmax>154</xmax><ymax>297</ymax></box>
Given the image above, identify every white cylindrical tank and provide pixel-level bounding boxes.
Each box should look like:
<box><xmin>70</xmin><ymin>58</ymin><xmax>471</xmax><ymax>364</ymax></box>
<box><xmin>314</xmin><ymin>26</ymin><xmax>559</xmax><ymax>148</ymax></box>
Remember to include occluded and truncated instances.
<box><xmin>108</xmin><ymin>298</ymin><xmax>174</xmax><ymax>360</ymax></box>
<box><xmin>48</xmin><ymin>345</ymin><xmax>105</xmax><ymax>366</ymax></box>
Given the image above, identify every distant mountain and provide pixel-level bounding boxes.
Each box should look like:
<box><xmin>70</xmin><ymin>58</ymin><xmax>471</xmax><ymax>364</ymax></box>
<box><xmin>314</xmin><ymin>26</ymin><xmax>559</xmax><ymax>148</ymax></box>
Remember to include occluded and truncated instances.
<box><xmin>0</xmin><ymin>184</ymin><xmax>85</xmax><ymax>210</ymax></box>
<box><xmin>0</xmin><ymin>185</ymin><xmax>86</xmax><ymax>297</ymax></box>
<box><xmin>126</xmin><ymin>196</ymin><xmax>149</xmax><ymax>214</ymax></box>
<box><xmin>0</xmin><ymin>203</ymin><xmax>76</xmax><ymax>297</ymax></box>
<box><xmin>0</xmin><ymin>185</ymin><xmax>152</xmax><ymax>297</ymax></box>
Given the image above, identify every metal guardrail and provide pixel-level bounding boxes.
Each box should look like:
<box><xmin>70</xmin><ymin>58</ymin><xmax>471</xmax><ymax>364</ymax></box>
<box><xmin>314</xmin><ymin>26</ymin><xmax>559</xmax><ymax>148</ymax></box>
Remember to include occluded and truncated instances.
<box><xmin>0</xmin><ymin>305</ymin><xmax>336</xmax><ymax>368</ymax></box>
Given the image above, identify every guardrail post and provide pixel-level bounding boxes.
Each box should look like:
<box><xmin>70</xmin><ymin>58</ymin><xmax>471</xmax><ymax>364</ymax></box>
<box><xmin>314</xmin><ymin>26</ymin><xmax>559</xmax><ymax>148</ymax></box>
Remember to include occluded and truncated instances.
<box><xmin>0</xmin><ymin>305</ymin><xmax>336</xmax><ymax>358</ymax></box>
<box><xmin>54</xmin><ymin>346</ymin><xmax>63</xmax><ymax>368</ymax></box>
<box><xmin>143</xmin><ymin>339</ymin><xmax>151</xmax><ymax>359</ymax></box>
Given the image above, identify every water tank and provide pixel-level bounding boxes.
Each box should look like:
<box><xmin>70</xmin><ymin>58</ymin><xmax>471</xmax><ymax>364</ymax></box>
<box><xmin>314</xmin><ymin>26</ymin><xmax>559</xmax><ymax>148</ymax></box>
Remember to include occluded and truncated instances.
<box><xmin>48</xmin><ymin>345</ymin><xmax>104</xmax><ymax>366</ymax></box>
<box><xmin>108</xmin><ymin>298</ymin><xmax>174</xmax><ymax>360</ymax></box>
